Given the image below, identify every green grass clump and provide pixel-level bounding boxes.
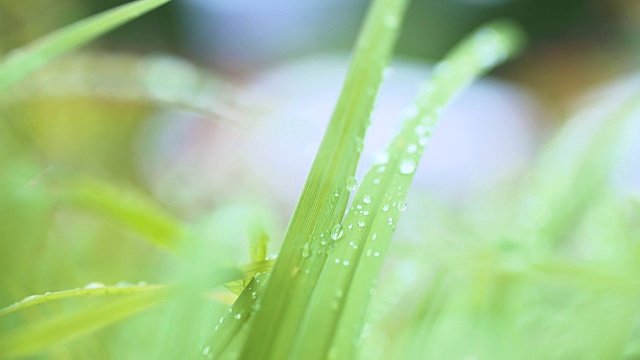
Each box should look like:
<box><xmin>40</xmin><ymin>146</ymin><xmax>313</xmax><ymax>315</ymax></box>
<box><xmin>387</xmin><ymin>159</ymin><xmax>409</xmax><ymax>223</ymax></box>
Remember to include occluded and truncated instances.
<box><xmin>1</xmin><ymin>0</ymin><xmax>639</xmax><ymax>359</ymax></box>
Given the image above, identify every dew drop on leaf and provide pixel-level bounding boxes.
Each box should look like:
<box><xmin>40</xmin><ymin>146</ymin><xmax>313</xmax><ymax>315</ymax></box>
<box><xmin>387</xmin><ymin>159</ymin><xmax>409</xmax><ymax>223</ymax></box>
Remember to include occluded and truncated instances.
<box><xmin>302</xmin><ymin>242</ymin><xmax>311</xmax><ymax>258</ymax></box>
<box><xmin>373</xmin><ymin>151</ymin><xmax>389</xmax><ymax>165</ymax></box>
<box><xmin>84</xmin><ymin>282</ymin><xmax>105</xmax><ymax>289</ymax></box>
<box><xmin>399</xmin><ymin>159</ymin><xmax>417</xmax><ymax>175</ymax></box>
<box><xmin>330</xmin><ymin>224</ymin><xmax>344</xmax><ymax>241</ymax></box>
<box><xmin>346</xmin><ymin>176</ymin><xmax>358</xmax><ymax>192</ymax></box>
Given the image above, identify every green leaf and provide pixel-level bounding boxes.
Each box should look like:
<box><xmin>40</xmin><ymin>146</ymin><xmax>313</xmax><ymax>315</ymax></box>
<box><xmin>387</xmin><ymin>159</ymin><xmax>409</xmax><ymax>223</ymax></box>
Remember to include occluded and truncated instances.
<box><xmin>55</xmin><ymin>176</ymin><xmax>187</xmax><ymax>256</ymax></box>
<box><xmin>0</xmin><ymin>288</ymin><xmax>172</xmax><ymax>358</ymax></box>
<box><xmin>236</xmin><ymin>0</ymin><xmax>411</xmax><ymax>358</ymax></box>
<box><xmin>306</xmin><ymin>21</ymin><xmax>525</xmax><ymax>359</ymax></box>
<box><xmin>0</xmin><ymin>52</ymin><xmax>239</xmax><ymax>122</ymax></box>
<box><xmin>0</xmin><ymin>283</ymin><xmax>164</xmax><ymax>317</ymax></box>
<box><xmin>0</xmin><ymin>0</ymin><xmax>171</xmax><ymax>93</ymax></box>
<box><xmin>0</xmin><ymin>263</ymin><xmax>251</xmax><ymax>358</ymax></box>
<box><xmin>515</xmin><ymin>88</ymin><xmax>640</xmax><ymax>251</ymax></box>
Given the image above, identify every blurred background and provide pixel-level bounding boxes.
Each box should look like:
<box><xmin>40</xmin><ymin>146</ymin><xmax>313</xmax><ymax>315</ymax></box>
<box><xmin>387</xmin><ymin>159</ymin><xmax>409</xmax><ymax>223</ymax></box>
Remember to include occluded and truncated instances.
<box><xmin>1</xmin><ymin>0</ymin><xmax>639</xmax><ymax>308</ymax></box>
<box><xmin>1</xmin><ymin>0</ymin><xmax>640</xmax><ymax>358</ymax></box>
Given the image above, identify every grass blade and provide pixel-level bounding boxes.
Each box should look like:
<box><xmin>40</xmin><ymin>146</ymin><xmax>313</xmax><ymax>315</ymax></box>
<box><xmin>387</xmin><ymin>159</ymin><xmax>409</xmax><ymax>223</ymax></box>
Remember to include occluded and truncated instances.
<box><xmin>55</xmin><ymin>176</ymin><xmax>187</xmax><ymax>256</ymax></box>
<box><xmin>0</xmin><ymin>0</ymin><xmax>171</xmax><ymax>93</ymax></box>
<box><xmin>0</xmin><ymin>263</ymin><xmax>251</xmax><ymax>358</ymax></box>
<box><xmin>305</xmin><ymin>21</ymin><xmax>525</xmax><ymax>359</ymax></box>
<box><xmin>515</xmin><ymin>89</ymin><xmax>640</xmax><ymax>252</ymax></box>
<box><xmin>0</xmin><ymin>288</ymin><xmax>173</xmax><ymax>358</ymax></box>
<box><xmin>0</xmin><ymin>52</ymin><xmax>240</xmax><ymax>122</ymax></box>
<box><xmin>236</xmin><ymin>0</ymin><xmax>410</xmax><ymax>357</ymax></box>
<box><xmin>0</xmin><ymin>284</ymin><xmax>164</xmax><ymax>317</ymax></box>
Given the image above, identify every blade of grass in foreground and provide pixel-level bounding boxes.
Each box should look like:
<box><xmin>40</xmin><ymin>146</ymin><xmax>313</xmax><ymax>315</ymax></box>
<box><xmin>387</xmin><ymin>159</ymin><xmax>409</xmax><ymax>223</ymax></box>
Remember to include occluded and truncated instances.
<box><xmin>302</xmin><ymin>21</ymin><xmax>524</xmax><ymax>359</ymax></box>
<box><xmin>235</xmin><ymin>0</ymin><xmax>410</xmax><ymax>358</ymax></box>
<box><xmin>0</xmin><ymin>263</ymin><xmax>253</xmax><ymax>358</ymax></box>
<box><xmin>0</xmin><ymin>284</ymin><xmax>164</xmax><ymax>317</ymax></box>
<box><xmin>0</xmin><ymin>289</ymin><xmax>173</xmax><ymax>358</ymax></box>
<box><xmin>0</xmin><ymin>0</ymin><xmax>171</xmax><ymax>93</ymax></box>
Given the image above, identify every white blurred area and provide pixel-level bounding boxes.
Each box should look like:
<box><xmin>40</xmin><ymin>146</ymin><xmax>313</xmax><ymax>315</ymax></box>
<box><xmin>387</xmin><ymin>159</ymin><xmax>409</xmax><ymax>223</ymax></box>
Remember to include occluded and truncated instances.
<box><xmin>135</xmin><ymin>55</ymin><xmax>544</xmax><ymax>216</ymax></box>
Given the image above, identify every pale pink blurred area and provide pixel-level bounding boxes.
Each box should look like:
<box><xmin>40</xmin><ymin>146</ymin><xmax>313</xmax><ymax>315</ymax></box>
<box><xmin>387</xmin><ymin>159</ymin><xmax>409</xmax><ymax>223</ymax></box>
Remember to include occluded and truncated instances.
<box><xmin>135</xmin><ymin>55</ymin><xmax>544</xmax><ymax>217</ymax></box>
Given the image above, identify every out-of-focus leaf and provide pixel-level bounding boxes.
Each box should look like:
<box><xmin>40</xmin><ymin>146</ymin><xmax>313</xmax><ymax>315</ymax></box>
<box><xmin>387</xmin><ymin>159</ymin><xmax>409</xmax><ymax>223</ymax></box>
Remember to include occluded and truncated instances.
<box><xmin>0</xmin><ymin>0</ymin><xmax>171</xmax><ymax>93</ymax></box>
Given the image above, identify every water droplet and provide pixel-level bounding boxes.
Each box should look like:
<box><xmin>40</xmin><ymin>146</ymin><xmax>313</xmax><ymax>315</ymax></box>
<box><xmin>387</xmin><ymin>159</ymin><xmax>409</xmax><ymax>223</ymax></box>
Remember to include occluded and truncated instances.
<box><xmin>374</xmin><ymin>252</ymin><xmax>381</xmax><ymax>257</ymax></box>
<box><xmin>84</xmin><ymin>282</ymin><xmax>105</xmax><ymax>289</ymax></box>
<box><xmin>235</xmin><ymin>313</ymin><xmax>242</xmax><ymax>320</ymax></box>
<box><xmin>373</xmin><ymin>178</ymin><xmax>380</xmax><ymax>184</ymax></box>
<box><xmin>302</xmin><ymin>242</ymin><xmax>310</xmax><ymax>258</ymax></box>
<box><xmin>343</xmin><ymin>260</ymin><xmax>350</xmax><ymax>266</ymax></box>
<box><xmin>406</xmin><ymin>144</ymin><xmax>417</xmax><ymax>154</ymax></box>
<box><xmin>363</xmin><ymin>210</ymin><xmax>369</xmax><ymax>216</ymax></box>
<box><xmin>116</xmin><ymin>281</ymin><xmax>133</xmax><ymax>287</ymax></box>
<box><xmin>415</xmin><ymin>124</ymin><xmax>430</xmax><ymax>136</ymax></box>
<box><xmin>202</xmin><ymin>346</ymin><xmax>211</xmax><ymax>355</ymax></box>
<box><xmin>326</xmin><ymin>244</ymin><xmax>335</xmax><ymax>254</ymax></box>
<box><xmin>366</xmin><ymin>249</ymin><xmax>372</xmax><ymax>257</ymax></box>
<box><xmin>372</xmin><ymin>233</ymin><xmax>378</xmax><ymax>241</ymax></box>
<box><xmin>398</xmin><ymin>201</ymin><xmax>408</xmax><ymax>212</ymax></box>
<box><xmin>330</xmin><ymin>224</ymin><xmax>344</xmax><ymax>241</ymax></box>
<box><xmin>362</xmin><ymin>194</ymin><xmax>372</xmax><ymax>204</ymax></box>
<box><xmin>358</xmin><ymin>221</ymin><xmax>365</xmax><ymax>227</ymax></box>
<box><xmin>399</xmin><ymin>159</ymin><xmax>417</xmax><ymax>175</ymax></box>
<box><xmin>346</xmin><ymin>177</ymin><xmax>358</xmax><ymax>192</ymax></box>
<box><xmin>335</xmin><ymin>258</ymin><xmax>341</xmax><ymax>264</ymax></box>
<box><xmin>373</xmin><ymin>151</ymin><xmax>389</xmax><ymax>165</ymax></box>
<box><xmin>419</xmin><ymin>136</ymin><xmax>428</xmax><ymax>147</ymax></box>
<box><xmin>382</xmin><ymin>204</ymin><xmax>389</xmax><ymax>212</ymax></box>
